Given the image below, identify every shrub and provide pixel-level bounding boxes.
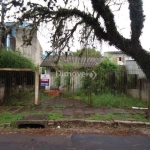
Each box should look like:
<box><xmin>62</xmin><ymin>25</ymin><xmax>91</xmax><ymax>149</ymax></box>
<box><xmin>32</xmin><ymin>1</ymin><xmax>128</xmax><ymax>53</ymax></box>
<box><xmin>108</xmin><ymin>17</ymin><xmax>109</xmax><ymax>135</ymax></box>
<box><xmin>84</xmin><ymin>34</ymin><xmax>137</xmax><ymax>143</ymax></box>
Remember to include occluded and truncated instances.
<box><xmin>0</xmin><ymin>50</ymin><xmax>36</xmax><ymax>68</ymax></box>
<box><xmin>98</xmin><ymin>58</ymin><xmax>118</xmax><ymax>70</ymax></box>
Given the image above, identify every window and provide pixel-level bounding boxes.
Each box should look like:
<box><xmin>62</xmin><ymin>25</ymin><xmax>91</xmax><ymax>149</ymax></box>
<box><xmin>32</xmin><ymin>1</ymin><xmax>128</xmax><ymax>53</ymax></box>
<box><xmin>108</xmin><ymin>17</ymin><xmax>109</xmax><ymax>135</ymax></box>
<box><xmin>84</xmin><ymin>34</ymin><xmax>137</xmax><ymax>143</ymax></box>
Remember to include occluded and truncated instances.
<box><xmin>119</xmin><ymin>57</ymin><xmax>121</xmax><ymax>61</ymax></box>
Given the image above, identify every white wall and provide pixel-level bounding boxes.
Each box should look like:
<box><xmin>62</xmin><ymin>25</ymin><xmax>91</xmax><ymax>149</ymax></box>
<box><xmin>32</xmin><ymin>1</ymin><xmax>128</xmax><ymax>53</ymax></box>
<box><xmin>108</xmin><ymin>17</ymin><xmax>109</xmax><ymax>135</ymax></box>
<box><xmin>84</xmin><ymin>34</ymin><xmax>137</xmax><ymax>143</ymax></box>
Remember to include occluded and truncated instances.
<box><xmin>16</xmin><ymin>28</ymin><xmax>42</xmax><ymax>66</ymax></box>
<box><xmin>126</xmin><ymin>60</ymin><xmax>146</xmax><ymax>79</ymax></box>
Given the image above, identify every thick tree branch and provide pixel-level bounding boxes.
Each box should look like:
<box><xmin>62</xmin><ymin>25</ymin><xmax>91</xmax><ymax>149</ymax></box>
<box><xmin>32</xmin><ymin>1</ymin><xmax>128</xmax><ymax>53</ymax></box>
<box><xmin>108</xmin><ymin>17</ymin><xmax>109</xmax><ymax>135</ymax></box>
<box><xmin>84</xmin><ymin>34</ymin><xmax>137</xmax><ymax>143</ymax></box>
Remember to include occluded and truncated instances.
<box><xmin>90</xmin><ymin>0</ymin><xmax>133</xmax><ymax>54</ymax></box>
<box><xmin>91</xmin><ymin>0</ymin><xmax>120</xmax><ymax>40</ymax></box>
<box><xmin>128</xmin><ymin>0</ymin><xmax>145</xmax><ymax>42</ymax></box>
<box><xmin>54</xmin><ymin>8</ymin><xmax>108</xmax><ymax>40</ymax></box>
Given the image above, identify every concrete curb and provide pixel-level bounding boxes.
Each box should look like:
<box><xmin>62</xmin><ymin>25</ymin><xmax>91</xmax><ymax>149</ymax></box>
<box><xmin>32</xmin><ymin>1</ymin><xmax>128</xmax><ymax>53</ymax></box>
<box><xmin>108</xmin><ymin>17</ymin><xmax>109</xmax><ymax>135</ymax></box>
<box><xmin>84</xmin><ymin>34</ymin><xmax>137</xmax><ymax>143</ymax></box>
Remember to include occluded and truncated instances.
<box><xmin>0</xmin><ymin>123</ymin><xmax>10</xmax><ymax>128</ymax></box>
<box><xmin>11</xmin><ymin>119</ymin><xmax>150</xmax><ymax>128</ymax></box>
<box><xmin>13</xmin><ymin>120</ymin><xmax>48</xmax><ymax>128</ymax></box>
<box><xmin>114</xmin><ymin>120</ymin><xmax>147</xmax><ymax>127</ymax></box>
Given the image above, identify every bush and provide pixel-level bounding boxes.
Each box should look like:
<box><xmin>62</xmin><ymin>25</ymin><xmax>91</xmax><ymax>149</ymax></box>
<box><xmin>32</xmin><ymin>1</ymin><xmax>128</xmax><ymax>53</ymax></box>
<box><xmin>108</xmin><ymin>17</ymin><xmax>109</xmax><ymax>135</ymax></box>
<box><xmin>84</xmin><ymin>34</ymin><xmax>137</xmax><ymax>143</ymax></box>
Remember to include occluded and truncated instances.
<box><xmin>0</xmin><ymin>50</ymin><xmax>36</xmax><ymax>68</ymax></box>
<box><xmin>98</xmin><ymin>58</ymin><xmax>118</xmax><ymax>70</ymax></box>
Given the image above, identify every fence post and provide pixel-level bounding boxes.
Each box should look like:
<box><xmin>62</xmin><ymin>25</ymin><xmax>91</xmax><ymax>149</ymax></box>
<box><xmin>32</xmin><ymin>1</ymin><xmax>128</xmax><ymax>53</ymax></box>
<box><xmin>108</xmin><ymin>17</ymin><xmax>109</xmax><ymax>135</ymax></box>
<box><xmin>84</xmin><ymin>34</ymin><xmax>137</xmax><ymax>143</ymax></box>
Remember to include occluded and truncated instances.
<box><xmin>35</xmin><ymin>68</ymin><xmax>39</xmax><ymax>105</ymax></box>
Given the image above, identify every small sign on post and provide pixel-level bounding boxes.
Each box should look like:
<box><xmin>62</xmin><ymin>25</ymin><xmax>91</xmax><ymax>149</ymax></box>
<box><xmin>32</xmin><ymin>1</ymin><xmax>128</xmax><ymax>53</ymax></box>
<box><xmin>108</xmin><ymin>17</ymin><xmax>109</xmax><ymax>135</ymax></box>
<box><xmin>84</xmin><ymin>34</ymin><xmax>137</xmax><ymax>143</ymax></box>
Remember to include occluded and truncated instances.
<box><xmin>40</xmin><ymin>74</ymin><xmax>50</xmax><ymax>86</ymax></box>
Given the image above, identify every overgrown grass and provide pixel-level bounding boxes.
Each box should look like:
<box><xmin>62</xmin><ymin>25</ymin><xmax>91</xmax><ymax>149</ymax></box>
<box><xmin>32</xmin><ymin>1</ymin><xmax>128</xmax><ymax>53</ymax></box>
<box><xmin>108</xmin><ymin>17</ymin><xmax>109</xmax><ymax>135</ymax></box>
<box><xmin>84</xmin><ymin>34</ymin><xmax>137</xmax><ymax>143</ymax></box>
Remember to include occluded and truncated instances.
<box><xmin>0</xmin><ymin>112</ymin><xmax>24</xmax><ymax>124</ymax></box>
<box><xmin>3</xmin><ymin>91</ymin><xmax>35</xmax><ymax>106</ymax></box>
<box><xmin>39</xmin><ymin>90</ymin><xmax>54</xmax><ymax>102</ymax></box>
<box><xmin>86</xmin><ymin>113</ymin><xmax>115</xmax><ymax>121</ymax></box>
<box><xmin>52</xmin><ymin>106</ymin><xmax>66</xmax><ymax>109</ymax></box>
<box><xmin>48</xmin><ymin>112</ymin><xmax>63</xmax><ymax>120</ymax></box>
<box><xmin>92</xmin><ymin>93</ymin><xmax>147</xmax><ymax>108</ymax></box>
<box><xmin>73</xmin><ymin>91</ymin><xmax>147</xmax><ymax>108</ymax></box>
<box><xmin>2</xmin><ymin>89</ymin><xmax>54</xmax><ymax>106</ymax></box>
<box><xmin>86</xmin><ymin>113</ymin><xmax>150</xmax><ymax>122</ymax></box>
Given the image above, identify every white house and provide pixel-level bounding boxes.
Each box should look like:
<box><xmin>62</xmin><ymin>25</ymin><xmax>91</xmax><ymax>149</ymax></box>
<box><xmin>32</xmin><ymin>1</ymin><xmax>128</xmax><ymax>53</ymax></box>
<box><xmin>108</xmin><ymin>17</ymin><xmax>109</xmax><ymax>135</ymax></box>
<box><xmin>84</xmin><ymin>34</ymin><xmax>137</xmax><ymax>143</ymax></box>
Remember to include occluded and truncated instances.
<box><xmin>40</xmin><ymin>55</ymin><xmax>103</xmax><ymax>91</ymax></box>
<box><xmin>104</xmin><ymin>51</ymin><xmax>146</xmax><ymax>79</ymax></box>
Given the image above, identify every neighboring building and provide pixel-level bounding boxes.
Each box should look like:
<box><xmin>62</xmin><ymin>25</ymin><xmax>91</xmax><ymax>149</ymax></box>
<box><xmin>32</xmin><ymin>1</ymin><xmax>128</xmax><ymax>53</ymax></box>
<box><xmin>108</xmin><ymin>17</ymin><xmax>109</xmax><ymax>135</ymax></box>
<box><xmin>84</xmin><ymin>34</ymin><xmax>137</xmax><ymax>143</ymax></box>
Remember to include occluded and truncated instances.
<box><xmin>104</xmin><ymin>51</ymin><xmax>145</xmax><ymax>78</ymax></box>
<box><xmin>125</xmin><ymin>60</ymin><xmax>145</xmax><ymax>79</ymax></box>
<box><xmin>3</xmin><ymin>22</ymin><xmax>43</xmax><ymax>66</ymax></box>
<box><xmin>41</xmin><ymin>56</ymin><xmax>103</xmax><ymax>90</ymax></box>
<box><xmin>1</xmin><ymin>2</ymin><xmax>42</xmax><ymax>65</ymax></box>
<box><xmin>104</xmin><ymin>51</ymin><xmax>129</xmax><ymax>65</ymax></box>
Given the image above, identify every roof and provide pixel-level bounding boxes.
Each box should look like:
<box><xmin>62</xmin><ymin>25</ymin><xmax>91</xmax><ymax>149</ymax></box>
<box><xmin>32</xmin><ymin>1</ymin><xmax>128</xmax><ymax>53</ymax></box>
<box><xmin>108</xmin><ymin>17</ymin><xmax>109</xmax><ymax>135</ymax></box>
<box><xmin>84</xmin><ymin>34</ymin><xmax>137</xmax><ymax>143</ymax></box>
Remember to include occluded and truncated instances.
<box><xmin>5</xmin><ymin>22</ymin><xmax>32</xmax><ymax>37</ymax></box>
<box><xmin>40</xmin><ymin>56</ymin><xmax>103</xmax><ymax>68</ymax></box>
<box><xmin>104</xmin><ymin>51</ymin><xmax>124</xmax><ymax>54</ymax></box>
<box><xmin>5</xmin><ymin>22</ymin><xmax>31</xmax><ymax>28</ymax></box>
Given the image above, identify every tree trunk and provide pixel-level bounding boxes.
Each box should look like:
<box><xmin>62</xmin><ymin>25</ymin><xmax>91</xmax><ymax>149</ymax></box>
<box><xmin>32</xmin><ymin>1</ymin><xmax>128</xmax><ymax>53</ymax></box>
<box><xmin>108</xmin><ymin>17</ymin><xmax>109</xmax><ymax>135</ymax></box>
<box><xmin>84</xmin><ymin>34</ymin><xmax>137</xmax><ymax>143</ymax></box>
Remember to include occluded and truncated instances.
<box><xmin>147</xmin><ymin>79</ymin><xmax>150</xmax><ymax>119</ymax></box>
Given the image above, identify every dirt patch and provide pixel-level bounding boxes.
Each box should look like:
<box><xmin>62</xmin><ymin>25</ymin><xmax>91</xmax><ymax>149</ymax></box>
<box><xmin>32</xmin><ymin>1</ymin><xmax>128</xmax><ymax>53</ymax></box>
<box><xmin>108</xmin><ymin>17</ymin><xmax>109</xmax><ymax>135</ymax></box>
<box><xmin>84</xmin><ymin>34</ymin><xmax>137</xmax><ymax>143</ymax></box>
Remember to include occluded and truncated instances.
<box><xmin>7</xmin><ymin>107</ymin><xmax>21</xmax><ymax>112</ymax></box>
<box><xmin>62</xmin><ymin>108</ymin><xmax>74</xmax><ymax>117</ymax></box>
<box><xmin>1</xmin><ymin>126</ymin><xmax>149</xmax><ymax>137</ymax></box>
<box><xmin>21</xmin><ymin>114</ymin><xmax>48</xmax><ymax>120</ymax></box>
<box><xmin>14</xmin><ymin>107</ymin><xmax>28</xmax><ymax>114</ymax></box>
<box><xmin>41</xmin><ymin>97</ymin><xmax>89</xmax><ymax>107</ymax></box>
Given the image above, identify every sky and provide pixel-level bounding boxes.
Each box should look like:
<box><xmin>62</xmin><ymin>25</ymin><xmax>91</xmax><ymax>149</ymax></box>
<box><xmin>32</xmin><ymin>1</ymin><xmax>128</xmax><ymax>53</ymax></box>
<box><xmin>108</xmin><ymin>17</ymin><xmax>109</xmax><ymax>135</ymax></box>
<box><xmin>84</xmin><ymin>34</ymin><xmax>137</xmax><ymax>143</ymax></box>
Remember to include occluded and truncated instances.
<box><xmin>140</xmin><ymin>0</ymin><xmax>150</xmax><ymax>51</ymax></box>
<box><xmin>36</xmin><ymin>0</ymin><xmax>150</xmax><ymax>55</ymax></box>
<box><xmin>3</xmin><ymin>0</ymin><xmax>150</xmax><ymax>54</ymax></box>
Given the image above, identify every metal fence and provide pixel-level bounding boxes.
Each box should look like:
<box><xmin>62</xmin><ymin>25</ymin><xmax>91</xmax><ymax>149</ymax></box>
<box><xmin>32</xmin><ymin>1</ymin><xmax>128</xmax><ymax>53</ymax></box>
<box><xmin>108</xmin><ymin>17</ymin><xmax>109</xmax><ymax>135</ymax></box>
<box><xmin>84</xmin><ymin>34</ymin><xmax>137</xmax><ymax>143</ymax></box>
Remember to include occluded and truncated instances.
<box><xmin>58</xmin><ymin>69</ymin><xmax>148</xmax><ymax>102</ymax></box>
<box><xmin>0</xmin><ymin>68</ymin><xmax>148</xmax><ymax>105</ymax></box>
<box><xmin>0</xmin><ymin>69</ymin><xmax>35</xmax><ymax>103</ymax></box>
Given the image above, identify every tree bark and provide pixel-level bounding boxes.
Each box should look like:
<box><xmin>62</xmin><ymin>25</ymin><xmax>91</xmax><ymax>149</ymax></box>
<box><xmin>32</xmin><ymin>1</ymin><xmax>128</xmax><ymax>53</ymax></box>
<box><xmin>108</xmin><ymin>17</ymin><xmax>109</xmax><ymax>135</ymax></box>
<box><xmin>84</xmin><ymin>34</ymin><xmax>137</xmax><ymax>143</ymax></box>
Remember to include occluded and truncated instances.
<box><xmin>147</xmin><ymin>79</ymin><xmax>150</xmax><ymax>118</ymax></box>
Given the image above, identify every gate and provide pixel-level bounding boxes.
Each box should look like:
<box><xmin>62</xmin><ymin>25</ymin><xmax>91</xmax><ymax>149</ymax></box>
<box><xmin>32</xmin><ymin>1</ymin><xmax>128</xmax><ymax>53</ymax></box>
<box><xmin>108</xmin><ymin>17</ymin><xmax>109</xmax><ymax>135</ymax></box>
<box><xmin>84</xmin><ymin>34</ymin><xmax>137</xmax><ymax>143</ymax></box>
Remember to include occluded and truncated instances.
<box><xmin>0</xmin><ymin>68</ymin><xmax>36</xmax><ymax>105</ymax></box>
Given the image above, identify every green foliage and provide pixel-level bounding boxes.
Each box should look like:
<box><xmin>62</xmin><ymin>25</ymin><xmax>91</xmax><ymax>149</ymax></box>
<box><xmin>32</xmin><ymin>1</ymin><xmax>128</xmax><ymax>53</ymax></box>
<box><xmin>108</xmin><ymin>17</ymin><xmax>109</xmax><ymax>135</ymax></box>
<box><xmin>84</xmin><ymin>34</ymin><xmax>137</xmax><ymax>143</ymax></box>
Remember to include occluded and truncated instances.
<box><xmin>48</xmin><ymin>112</ymin><xmax>63</xmax><ymax>120</ymax></box>
<box><xmin>64</xmin><ymin>74</ymin><xmax>71</xmax><ymax>88</ymax></box>
<box><xmin>3</xmin><ymin>89</ymin><xmax>35</xmax><ymax>106</ymax></box>
<box><xmin>98</xmin><ymin>58</ymin><xmax>118</xmax><ymax>70</ymax></box>
<box><xmin>0</xmin><ymin>112</ymin><xmax>24</xmax><ymax>123</ymax></box>
<box><xmin>39</xmin><ymin>90</ymin><xmax>54</xmax><ymax>102</ymax></box>
<box><xmin>81</xmin><ymin>69</ymin><xmax>115</xmax><ymax>94</ymax></box>
<box><xmin>0</xmin><ymin>50</ymin><xmax>36</xmax><ymax>68</ymax></box>
<box><xmin>57</xmin><ymin>62</ymin><xmax>81</xmax><ymax>71</ymax></box>
<box><xmin>81</xmin><ymin>60</ymin><xmax>126</xmax><ymax>95</ymax></box>
<box><xmin>73</xmin><ymin>91</ymin><xmax>147</xmax><ymax>108</ymax></box>
<box><xmin>73</xmin><ymin>48</ymin><xmax>101</xmax><ymax>57</ymax></box>
<box><xmin>42</xmin><ymin>67</ymin><xmax>46</xmax><ymax>74</ymax></box>
<box><xmin>54</xmin><ymin>76</ymin><xmax>61</xmax><ymax>87</ymax></box>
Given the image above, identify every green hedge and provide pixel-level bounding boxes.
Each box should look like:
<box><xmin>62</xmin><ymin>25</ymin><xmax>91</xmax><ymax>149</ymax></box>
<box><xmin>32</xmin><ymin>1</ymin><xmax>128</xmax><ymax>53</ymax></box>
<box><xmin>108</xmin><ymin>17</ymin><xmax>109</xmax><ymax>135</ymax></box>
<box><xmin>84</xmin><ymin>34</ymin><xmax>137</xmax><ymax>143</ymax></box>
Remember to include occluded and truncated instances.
<box><xmin>0</xmin><ymin>50</ymin><xmax>36</xmax><ymax>68</ymax></box>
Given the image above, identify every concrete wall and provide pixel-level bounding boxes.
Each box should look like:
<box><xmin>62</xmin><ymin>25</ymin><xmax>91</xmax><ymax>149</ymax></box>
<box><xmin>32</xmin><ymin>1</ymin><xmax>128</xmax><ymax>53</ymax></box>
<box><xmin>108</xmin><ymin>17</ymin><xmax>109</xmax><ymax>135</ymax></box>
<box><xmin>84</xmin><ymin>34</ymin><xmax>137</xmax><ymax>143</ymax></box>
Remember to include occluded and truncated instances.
<box><xmin>104</xmin><ymin>52</ymin><xmax>125</xmax><ymax>65</ymax></box>
<box><xmin>126</xmin><ymin>60</ymin><xmax>145</xmax><ymax>79</ymax></box>
<box><xmin>127</xmin><ymin>89</ymin><xmax>148</xmax><ymax>102</ymax></box>
<box><xmin>70</xmin><ymin>70</ymin><xmax>83</xmax><ymax>91</ymax></box>
<box><xmin>45</xmin><ymin>68</ymin><xmax>83</xmax><ymax>91</ymax></box>
<box><xmin>15</xmin><ymin>28</ymin><xmax>42</xmax><ymax>66</ymax></box>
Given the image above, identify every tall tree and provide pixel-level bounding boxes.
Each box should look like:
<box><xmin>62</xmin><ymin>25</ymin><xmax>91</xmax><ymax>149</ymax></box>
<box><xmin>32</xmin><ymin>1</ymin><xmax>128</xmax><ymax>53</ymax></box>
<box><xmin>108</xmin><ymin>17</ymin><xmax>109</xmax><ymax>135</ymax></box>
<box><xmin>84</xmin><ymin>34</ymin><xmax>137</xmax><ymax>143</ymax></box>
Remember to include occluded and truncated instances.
<box><xmin>73</xmin><ymin>48</ymin><xmax>101</xmax><ymax>57</ymax></box>
<box><xmin>4</xmin><ymin>0</ymin><xmax>150</xmax><ymax>117</ymax></box>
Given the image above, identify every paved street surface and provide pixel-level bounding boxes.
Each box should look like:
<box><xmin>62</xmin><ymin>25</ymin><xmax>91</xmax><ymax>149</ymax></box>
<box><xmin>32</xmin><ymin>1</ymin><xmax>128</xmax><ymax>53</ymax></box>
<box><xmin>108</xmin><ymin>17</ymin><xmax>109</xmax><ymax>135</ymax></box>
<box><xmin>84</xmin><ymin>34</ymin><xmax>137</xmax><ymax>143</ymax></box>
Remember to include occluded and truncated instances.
<box><xmin>0</xmin><ymin>133</ymin><xmax>150</xmax><ymax>150</ymax></box>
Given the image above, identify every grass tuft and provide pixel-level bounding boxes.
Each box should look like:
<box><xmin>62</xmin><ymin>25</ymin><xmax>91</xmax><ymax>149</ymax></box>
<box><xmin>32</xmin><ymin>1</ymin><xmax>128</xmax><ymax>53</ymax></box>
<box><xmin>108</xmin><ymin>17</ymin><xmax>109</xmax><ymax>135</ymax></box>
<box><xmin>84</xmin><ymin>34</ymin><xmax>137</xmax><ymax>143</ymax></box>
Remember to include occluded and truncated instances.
<box><xmin>0</xmin><ymin>112</ymin><xmax>24</xmax><ymax>124</ymax></box>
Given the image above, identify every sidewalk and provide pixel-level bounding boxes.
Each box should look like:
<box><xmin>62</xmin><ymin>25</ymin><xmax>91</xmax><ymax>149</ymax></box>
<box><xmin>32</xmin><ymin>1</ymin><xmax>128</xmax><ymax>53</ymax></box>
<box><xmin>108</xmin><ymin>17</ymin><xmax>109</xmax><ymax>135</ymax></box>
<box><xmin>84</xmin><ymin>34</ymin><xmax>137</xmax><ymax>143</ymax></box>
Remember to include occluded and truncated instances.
<box><xmin>0</xmin><ymin>105</ymin><xmax>149</xmax><ymax>128</ymax></box>
<box><xmin>0</xmin><ymin>96</ymin><xmax>149</xmax><ymax>129</ymax></box>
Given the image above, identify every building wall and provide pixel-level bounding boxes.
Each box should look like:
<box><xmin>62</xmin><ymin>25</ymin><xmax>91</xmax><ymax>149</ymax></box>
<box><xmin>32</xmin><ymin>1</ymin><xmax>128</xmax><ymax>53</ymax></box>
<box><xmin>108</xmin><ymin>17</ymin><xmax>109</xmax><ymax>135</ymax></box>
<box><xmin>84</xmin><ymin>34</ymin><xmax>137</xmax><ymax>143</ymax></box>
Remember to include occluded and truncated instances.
<box><xmin>104</xmin><ymin>52</ymin><xmax>125</xmax><ymax>65</ymax></box>
<box><xmin>126</xmin><ymin>60</ymin><xmax>145</xmax><ymax>79</ymax></box>
<box><xmin>45</xmin><ymin>68</ymin><xmax>83</xmax><ymax>91</ymax></box>
<box><xmin>15</xmin><ymin>28</ymin><xmax>42</xmax><ymax>66</ymax></box>
<box><xmin>127</xmin><ymin>89</ymin><xmax>148</xmax><ymax>102</ymax></box>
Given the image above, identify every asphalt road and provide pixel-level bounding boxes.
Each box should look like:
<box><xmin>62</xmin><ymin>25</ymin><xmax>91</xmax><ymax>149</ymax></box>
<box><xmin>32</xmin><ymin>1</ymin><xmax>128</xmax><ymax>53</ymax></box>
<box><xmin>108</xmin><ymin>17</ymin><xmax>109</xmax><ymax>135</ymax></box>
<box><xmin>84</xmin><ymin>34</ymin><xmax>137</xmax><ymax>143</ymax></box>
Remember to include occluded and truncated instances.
<box><xmin>0</xmin><ymin>133</ymin><xmax>150</xmax><ymax>150</ymax></box>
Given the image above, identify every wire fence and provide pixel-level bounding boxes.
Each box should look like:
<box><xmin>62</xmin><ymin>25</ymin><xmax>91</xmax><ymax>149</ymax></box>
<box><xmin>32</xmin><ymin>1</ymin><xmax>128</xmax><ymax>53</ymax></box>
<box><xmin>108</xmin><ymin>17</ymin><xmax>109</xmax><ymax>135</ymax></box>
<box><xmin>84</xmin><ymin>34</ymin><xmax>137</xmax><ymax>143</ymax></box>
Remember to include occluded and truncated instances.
<box><xmin>0</xmin><ymin>68</ymin><xmax>148</xmax><ymax>105</ymax></box>
<box><xmin>0</xmin><ymin>69</ymin><xmax>35</xmax><ymax>103</ymax></box>
<box><xmin>57</xmin><ymin>69</ymin><xmax>148</xmax><ymax>103</ymax></box>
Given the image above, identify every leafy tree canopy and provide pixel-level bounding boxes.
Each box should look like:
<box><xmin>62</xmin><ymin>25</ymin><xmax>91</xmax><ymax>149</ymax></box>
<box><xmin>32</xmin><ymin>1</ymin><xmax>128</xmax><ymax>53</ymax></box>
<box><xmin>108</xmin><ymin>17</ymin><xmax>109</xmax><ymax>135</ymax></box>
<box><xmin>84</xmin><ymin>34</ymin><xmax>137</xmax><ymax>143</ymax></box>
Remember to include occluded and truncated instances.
<box><xmin>0</xmin><ymin>50</ymin><xmax>36</xmax><ymax>69</ymax></box>
<box><xmin>73</xmin><ymin>48</ymin><xmax>101</xmax><ymax>57</ymax></box>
